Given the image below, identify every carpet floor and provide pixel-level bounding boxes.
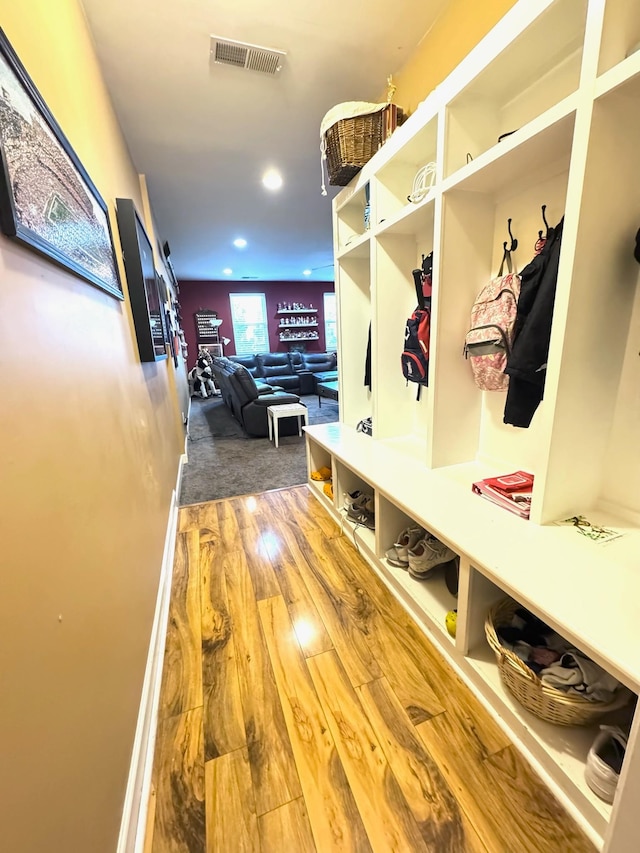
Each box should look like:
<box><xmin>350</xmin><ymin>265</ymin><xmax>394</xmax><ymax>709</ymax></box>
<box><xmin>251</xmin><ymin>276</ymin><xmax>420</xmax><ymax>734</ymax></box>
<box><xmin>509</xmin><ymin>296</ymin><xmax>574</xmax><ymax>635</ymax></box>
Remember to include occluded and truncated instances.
<box><xmin>179</xmin><ymin>394</ymin><xmax>339</xmax><ymax>504</ymax></box>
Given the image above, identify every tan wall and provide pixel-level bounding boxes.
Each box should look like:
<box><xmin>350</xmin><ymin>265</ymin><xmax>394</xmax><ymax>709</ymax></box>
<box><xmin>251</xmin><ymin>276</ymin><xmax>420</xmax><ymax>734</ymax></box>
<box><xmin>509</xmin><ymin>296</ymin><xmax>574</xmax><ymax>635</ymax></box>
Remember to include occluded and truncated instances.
<box><xmin>0</xmin><ymin>1</ymin><xmax>184</xmax><ymax>851</ymax></box>
<box><xmin>392</xmin><ymin>0</ymin><xmax>518</xmax><ymax>112</ymax></box>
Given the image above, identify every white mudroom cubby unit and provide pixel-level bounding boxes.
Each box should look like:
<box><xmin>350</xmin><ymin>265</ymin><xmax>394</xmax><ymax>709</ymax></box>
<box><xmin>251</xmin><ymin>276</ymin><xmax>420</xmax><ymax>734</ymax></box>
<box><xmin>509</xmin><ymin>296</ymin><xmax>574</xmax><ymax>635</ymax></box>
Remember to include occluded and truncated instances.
<box><xmin>307</xmin><ymin>1</ymin><xmax>640</xmax><ymax>850</ymax></box>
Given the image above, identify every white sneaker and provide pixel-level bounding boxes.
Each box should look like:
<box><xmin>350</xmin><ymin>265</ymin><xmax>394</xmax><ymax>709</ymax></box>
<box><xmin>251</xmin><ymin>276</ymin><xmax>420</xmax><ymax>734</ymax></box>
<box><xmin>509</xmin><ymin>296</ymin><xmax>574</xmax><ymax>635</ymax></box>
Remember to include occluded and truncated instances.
<box><xmin>585</xmin><ymin>726</ymin><xmax>627</xmax><ymax>804</ymax></box>
<box><xmin>408</xmin><ymin>535</ymin><xmax>456</xmax><ymax>578</ymax></box>
<box><xmin>343</xmin><ymin>490</ymin><xmax>364</xmax><ymax>512</ymax></box>
<box><xmin>386</xmin><ymin>526</ymin><xmax>425</xmax><ymax>568</ymax></box>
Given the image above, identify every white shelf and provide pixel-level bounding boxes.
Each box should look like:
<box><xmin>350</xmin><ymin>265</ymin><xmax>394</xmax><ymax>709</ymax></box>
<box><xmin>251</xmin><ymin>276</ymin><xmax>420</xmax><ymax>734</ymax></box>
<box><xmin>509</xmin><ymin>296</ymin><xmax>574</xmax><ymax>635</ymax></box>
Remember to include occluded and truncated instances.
<box><xmin>307</xmin><ymin>477</ymin><xmax>334</xmax><ymax>510</ymax></box>
<box><xmin>276</xmin><ymin>309</ymin><xmax>318</xmax><ymax>314</ymax></box>
<box><xmin>278</xmin><ymin>323</ymin><xmax>319</xmax><ymax>328</ymax></box>
<box><xmin>376</xmin><ymin>558</ymin><xmax>457</xmax><ymax>647</ymax></box>
<box><xmin>442</xmin><ymin>97</ymin><xmax>576</xmax><ymax>198</ymax></box>
<box><xmin>306</xmin><ymin>425</ymin><xmax>639</xmax><ymax>849</ymax></box>
<box><xmin>378</xmin><ymin>433</ymin><xmax>427</xmax><ymax>461</ymax></box>
<box><xmin>375</xmin><ymin>193</ymin><xmax>436</xmax><ymax>238</ymax></box>
<box><xmin>338</xmin><ymin>512</ymin><xmax>376</xmax><ymax>557</ymax></box>
<box><xmin>305</xmin><ymin>423</ymin><xmax>640</xmax><ymax>693</ymax></box>
<box><xmin>279</xmin><ymin>334</ymin><xmax>319</xmax><ymax>341</ymax></box>
<box><xmin>467</xmin><ymin>643</ymin><xmax>615</xmax><ymax>833</ymax></box>
<box><xmin>324</xmin><ymin>3</ymin><xmax>640</xmax><ymax>846</ymax></box>
<box><xmin>443</xmin><ymin>0</ymin><xmax>586</xmax><ymax>177</ymax></box>
<box><xmin>337</xmin><ymin>230</ymin><xmax>370</xmax><ymax>259</ymax></box>
<box><xmin>595</xmin><ymin>50</ymin><xmax>640</xmax><ymax>100</ymax></box>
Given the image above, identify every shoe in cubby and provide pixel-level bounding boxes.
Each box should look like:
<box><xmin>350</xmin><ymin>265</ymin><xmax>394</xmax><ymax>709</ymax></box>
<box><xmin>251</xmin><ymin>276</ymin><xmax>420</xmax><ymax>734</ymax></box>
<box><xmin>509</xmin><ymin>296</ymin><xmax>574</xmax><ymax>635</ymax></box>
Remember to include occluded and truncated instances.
<box><xmin>585</xmin><ymin>726</ymin><xmax>627</xmax><ymax>804</ymax></box>
<box><xmin>408</xmin><ymin>535</ymin><xmax>456</xmax><ymax>579</ymax></box>
<box><xmin>343</xmin><ymin>489</ymin><xmax>365</xmax><ymax>512</ymax></box>
<box><xmin>311</xmin><ymin>466</ymin><xmax>332</xmax><ymax>481</ymax></box>
<box><xmin>347</xmin><ymin>493</ymin><xmax>375</xmax><ymax>529</ymax></box>
<box><xmin>385</xmin><ymin>525</ymin><xmax>425</xmax><ymax>568</ymax></box>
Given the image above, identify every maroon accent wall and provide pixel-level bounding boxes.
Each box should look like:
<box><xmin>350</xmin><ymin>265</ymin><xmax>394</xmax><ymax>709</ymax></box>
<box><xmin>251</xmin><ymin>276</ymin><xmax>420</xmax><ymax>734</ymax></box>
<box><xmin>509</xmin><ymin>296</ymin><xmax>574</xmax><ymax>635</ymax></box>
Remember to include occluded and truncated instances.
<box><xmin>178</xmin><ymin>280</ymin><xmax>335</xmax><ymax>363</ymax></box>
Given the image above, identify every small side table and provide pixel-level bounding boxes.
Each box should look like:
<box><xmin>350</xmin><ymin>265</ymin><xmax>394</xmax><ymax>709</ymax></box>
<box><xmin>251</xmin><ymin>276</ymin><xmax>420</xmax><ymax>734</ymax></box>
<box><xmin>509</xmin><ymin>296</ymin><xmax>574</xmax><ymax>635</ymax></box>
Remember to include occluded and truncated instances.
<box><xmin>267</xmin><ymin>403</ymin><xmax>308</xmax><ymax>448</ymax></box>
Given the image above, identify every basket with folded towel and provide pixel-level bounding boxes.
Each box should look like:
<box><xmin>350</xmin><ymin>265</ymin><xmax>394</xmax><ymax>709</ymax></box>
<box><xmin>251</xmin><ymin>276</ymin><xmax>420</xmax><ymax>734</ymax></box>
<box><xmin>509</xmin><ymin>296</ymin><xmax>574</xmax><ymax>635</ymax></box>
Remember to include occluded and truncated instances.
<box><xmin>485</xmin><ymin>598</ymin><xmax>630</xmax><ymax>726</ymax></box>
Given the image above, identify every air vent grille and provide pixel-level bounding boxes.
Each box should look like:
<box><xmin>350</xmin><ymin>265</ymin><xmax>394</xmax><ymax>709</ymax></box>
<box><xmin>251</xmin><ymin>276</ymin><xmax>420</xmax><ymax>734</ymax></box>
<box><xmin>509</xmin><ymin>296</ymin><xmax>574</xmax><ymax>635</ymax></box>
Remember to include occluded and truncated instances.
<box><xmin>210</xmin><ymin>36</ymin><xmax>286</xmax><ymax>76</ymax></box>
<box><xmin>214</xmin><ymin>41</ymin><xmax>247</xmax><ymax>68</ymax></box>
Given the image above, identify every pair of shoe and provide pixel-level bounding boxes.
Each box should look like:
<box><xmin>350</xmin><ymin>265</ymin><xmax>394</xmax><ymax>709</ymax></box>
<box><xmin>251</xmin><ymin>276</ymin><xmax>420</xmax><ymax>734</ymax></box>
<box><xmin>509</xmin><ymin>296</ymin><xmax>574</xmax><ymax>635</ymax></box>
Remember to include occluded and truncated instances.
<box><xmin>323</xmin><ymin>481</ymin><xmax>333</xmax><ymax>500</ymax></box>
<box><xmin>311</xmin><ymin>466</ymin><xmax>332</xmax><ymax>481</ymax></box>
<box><xmin>585</xmin><ymin>725</ymin><xmax>627</xmax><ymax>804</ymax></box>
<box><xmin>344</xmin><ymin>490</ymin><xmax>375</xmax><ymax>530</ymax></box>
<box><xmin>385</xmin><ymin>526</ymin><xmax>456</xmax><ymax>579</ymax></box>
<box><xmin>385</xmin><ymin>525</ymin><xmax>424</xmax><ymax>567</ymax></box>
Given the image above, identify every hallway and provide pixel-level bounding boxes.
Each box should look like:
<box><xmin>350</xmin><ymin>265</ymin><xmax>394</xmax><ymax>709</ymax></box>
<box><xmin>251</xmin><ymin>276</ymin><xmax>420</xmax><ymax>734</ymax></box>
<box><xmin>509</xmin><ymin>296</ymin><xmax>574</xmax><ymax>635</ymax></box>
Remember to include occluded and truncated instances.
<box><xmin>146</xmin><ymin>486</ymin><xmax>595</xmax><ymax>852</ymax></box>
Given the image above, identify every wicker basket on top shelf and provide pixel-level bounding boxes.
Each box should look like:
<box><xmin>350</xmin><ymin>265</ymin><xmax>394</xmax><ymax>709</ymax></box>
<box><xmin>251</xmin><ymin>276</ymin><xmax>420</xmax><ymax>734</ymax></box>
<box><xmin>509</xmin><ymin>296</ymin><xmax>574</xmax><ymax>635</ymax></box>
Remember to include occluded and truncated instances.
<box><xmin>324</xmin><ymin>104</ymin><xmax>405</xmax><ymax>186</ymax></box>
<box><xmin>485</xmin><ymin>598</ymin><xmax>630</xmax><ymax>726</ymax></box>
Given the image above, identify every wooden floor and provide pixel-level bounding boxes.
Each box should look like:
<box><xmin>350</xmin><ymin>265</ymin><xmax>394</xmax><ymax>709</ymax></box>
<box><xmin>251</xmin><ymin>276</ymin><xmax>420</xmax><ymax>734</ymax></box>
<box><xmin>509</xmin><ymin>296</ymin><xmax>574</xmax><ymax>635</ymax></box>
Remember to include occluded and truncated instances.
<box><xmin>146</xmin><ymin>486</ymin><xmax>596</xmax><ymax>853</ymax></box>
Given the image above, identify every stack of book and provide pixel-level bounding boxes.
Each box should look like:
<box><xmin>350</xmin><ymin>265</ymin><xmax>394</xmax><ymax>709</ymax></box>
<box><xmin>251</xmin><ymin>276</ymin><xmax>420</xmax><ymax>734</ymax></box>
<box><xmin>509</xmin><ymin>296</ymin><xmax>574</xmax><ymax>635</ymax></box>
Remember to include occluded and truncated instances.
<box><xmin>471</xmin><ymin>471</ymin><xmax>534</xmax><ymax>519</ymax></box>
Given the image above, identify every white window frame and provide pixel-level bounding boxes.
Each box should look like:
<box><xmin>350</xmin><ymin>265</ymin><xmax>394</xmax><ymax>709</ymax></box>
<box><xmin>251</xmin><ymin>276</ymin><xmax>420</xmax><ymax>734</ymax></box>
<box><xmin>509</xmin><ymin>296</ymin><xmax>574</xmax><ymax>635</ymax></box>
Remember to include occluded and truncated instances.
<box><xmin>323</xmin><ymin>291</ymin><xmax>337</xmax><ymax>351</ymax></box>
<box><xmin>229</xmin><ymin>293</ymin><xmax>269</xmax><ymax>355</ymax></box>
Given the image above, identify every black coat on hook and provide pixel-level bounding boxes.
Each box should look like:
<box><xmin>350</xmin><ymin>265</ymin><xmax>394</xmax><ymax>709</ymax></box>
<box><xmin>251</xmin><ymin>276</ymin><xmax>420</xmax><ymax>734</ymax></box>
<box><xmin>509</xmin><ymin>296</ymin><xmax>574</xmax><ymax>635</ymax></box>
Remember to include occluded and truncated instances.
<box><xmin>504</xmin><ymin>217</ymin><xmax>564</xmax><ymax>428</ymax></box>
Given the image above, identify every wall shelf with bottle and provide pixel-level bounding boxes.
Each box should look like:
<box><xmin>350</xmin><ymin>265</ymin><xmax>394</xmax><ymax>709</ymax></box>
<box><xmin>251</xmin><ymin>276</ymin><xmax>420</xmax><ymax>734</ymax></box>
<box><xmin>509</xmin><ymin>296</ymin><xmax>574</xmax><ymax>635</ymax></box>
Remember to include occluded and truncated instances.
<box><xmin>276</xmin><ymin>303</ymin><xmax>317</xmax><ymax>313</ymax></box>
<box><xmin>279</xmin><ymin>332</ymin><xmax>320</xmax><ymax>341</ymax></box>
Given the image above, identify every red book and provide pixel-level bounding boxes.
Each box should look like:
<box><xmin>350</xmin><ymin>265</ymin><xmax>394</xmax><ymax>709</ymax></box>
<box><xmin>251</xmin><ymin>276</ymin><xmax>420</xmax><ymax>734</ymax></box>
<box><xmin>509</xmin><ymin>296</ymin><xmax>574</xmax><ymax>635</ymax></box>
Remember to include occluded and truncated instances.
<box><xmin>472</xmin><ymin>471</ymin><xmax>534</xmax><ymax>519</ymax></box>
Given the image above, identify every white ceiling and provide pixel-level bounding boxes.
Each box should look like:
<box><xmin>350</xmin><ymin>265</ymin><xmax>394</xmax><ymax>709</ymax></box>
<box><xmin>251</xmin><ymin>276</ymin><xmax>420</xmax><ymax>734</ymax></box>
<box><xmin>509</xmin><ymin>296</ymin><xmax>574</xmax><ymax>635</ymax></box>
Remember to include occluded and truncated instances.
<box><xmin>81</xmin><ymin>0</ymin><xmax>446</xmax><ymax>282</ymax></box>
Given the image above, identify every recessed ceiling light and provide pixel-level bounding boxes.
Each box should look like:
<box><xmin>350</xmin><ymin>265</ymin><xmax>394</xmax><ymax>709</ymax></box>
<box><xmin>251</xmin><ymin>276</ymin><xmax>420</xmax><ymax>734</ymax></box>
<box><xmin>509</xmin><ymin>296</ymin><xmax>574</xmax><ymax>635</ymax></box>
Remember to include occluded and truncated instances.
<box><xmin>303</xmin><ymin>269</ymin><xmax>312</xmax><ymax>276</ymax></box>
<box><xmin>233</xmin><ymin>238</ymin><xmax>247</xmax><ymax>248</ymax></box>
<box><xmin>223</xmin><ymin>267</ymin><xmax>233</xmax><ymax>275</ymax></box>
<box><xmin>262</xmin><ymin>168</ymin><xmax>283</xmax><ymax>191</ymax></box>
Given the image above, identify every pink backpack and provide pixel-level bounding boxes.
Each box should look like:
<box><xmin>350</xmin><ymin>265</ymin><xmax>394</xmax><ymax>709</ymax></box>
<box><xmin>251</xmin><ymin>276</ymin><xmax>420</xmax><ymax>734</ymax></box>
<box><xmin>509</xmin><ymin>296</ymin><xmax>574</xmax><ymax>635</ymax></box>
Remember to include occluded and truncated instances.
<box><xmin>464</xmin><ymin>250</ymin><xmax>521</xmax><ymax>391</ymax></box>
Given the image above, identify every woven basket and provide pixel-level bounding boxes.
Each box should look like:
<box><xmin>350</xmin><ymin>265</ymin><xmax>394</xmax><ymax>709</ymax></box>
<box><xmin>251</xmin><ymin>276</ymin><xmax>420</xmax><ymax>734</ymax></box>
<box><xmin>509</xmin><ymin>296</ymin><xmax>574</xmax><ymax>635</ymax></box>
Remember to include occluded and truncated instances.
<box><xmin>485</xmin><ymin>598</ymin><xmax>630</xmax><ymax>726</ymax></box>
<box><xmin>324</xmin><ymin>105</ymin><xmax>404</xmax><ymax>186</ymax></box>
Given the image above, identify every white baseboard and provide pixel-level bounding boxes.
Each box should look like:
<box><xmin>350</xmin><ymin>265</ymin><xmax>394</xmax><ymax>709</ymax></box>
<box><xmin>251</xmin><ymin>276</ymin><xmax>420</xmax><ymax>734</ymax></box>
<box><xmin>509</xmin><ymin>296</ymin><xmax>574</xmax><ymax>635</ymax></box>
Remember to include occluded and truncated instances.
<box><xmin>176</xmin><ymin>452</ymin><xmax>188</xmax><ymax>497</ymax></box>
<box><xmin>117</xmin><ymin>454</ymin><xmax>185</xmax><ymax>853</ymax></box>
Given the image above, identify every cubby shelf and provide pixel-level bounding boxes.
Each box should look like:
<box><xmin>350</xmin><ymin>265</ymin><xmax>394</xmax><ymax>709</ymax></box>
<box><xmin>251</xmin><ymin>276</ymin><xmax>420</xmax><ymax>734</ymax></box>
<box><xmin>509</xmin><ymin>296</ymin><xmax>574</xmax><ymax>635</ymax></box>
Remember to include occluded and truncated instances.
<box><xmin>306</xmin><ymin>377</ymin><xmax>639</xmax><ymax>851</ymax></box>
<box><xmin>595</xmin><ymin>51</ymin><xmax>640</xmax><ymax>100</ymax></box>
<box><xmin>375</xmin><ymin>192</ymin><xmax>436</xmax><ymax>238</ymax></box>
<box><xmin>336</xmin><ymin>231</ymin><xmax>370</xmax><ymax>259</ymax></box>
<box><xmin>307</xmin><ymin>477</ymin><xmax>333</xmax><ymax>509</ymax></box>
<box><xmin>467</xmin><ymin>644</ymin><xmax>615</xmax><ymax>834</ymax></box>
<box><xmin>441</xmin><ymin>97</ymin><xmax>577</xmax><ymax>197</ymax></box>
<box><xmin>322</xmin><ymin>3</ymin><xmax>640</xmax><ymax>847</ymax></box>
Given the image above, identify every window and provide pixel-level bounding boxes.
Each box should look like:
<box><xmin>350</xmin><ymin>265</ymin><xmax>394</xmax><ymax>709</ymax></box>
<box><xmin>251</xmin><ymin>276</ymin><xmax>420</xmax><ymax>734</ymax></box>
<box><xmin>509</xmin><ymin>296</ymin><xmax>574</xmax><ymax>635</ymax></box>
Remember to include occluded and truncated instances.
<box><xmin>229</xmin><ymin>293</ymin><xmax>269</xmax><ymax>355</ymax></box>
<box><xmin>324</xmin><ymin>291</ymin><xmax>337</xmax><ymax>351</ymax></box>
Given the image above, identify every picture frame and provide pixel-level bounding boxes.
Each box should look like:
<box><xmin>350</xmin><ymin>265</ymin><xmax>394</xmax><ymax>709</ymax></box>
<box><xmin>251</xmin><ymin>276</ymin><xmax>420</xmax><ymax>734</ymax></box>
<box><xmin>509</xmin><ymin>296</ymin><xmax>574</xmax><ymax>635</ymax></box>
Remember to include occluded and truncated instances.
<box><xmin>0</xmin><ymin>29</ymin><xmax>122</xmax><ymax>299</ymax></box>
<box><xmin>116</xmin><ymin>198</ymin><xmax>167</xmax><ymax>362</ymax></box>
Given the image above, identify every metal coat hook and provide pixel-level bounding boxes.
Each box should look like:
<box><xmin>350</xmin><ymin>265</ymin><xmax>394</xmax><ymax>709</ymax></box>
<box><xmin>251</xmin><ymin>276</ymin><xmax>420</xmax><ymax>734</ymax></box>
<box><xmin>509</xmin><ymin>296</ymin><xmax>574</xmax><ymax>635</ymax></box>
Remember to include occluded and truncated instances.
<box><xmin>541</xmin><ymin>204</ymin><xmax>550</xmax><ymax>236</ymax></box>
<box><xmin>503</xmin><ymin>218</ymin><xmax>518</xmax><ymax>253</ymax></box>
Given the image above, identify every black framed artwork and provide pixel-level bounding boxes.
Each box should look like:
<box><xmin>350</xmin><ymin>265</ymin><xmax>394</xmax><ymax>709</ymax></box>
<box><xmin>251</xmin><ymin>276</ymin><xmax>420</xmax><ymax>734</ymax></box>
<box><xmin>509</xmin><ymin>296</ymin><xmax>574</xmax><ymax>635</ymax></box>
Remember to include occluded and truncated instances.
<box><xmin>0</xmin><ymin>29</ymin><xmax>122</xmax><ymax>299</ymax></box>
<box><xmin>116</xmin><ymin>198</ymin><xmax>167</xmax><ymax>362</ymax></box>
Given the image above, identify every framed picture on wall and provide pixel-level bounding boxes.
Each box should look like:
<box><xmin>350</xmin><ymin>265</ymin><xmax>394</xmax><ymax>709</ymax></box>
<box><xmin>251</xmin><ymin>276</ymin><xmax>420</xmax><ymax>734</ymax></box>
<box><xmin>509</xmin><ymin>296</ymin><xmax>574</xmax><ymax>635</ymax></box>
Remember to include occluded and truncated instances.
<box><xmin>116</xmin><ymin>198</ymin><xmax>167</xmax><ymax>362</ymax></box>
<box><xmin>0</xmin><ymin>29</ymin><xmax>123</xmax><ymax>299</ymax></box>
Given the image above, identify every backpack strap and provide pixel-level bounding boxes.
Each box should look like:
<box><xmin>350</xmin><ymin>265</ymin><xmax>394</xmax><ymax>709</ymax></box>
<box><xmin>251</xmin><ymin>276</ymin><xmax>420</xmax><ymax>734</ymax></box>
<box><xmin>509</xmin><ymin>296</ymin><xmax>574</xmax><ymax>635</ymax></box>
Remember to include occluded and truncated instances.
<box><xmin>498</xmin><ymin>248</ymin><xmax>517</xmax><ymax>276</ymax></box>
<box><xmin>412</xmin><ymin>268</ymin><xmax>426</xmax><ymax>309</ymax></box>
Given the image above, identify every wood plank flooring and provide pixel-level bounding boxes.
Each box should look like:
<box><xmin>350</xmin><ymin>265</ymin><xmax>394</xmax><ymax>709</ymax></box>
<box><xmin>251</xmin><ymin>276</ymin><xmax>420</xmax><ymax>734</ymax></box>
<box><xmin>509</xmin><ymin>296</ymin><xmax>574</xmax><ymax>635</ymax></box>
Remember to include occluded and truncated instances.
<box><xmin>149</xmin><ymin>486</ymin><xmax>597</xmax><ymax>853</ymax></box>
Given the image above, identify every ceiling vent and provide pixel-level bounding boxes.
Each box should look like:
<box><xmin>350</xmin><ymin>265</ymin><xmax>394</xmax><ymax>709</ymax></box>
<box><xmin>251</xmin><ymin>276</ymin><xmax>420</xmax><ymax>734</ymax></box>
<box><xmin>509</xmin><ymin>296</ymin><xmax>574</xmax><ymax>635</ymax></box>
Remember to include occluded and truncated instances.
<box><xmin>210</xmin><ymin>36</ymin><xmax>286</xmax><ymax>75</ymax></box>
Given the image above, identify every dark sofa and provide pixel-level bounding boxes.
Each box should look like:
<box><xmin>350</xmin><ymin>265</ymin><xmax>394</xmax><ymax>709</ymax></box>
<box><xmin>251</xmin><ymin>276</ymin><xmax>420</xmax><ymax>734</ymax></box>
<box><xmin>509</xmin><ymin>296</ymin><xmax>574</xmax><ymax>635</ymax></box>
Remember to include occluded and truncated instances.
<box><xmin>210</xmin><ymin>357</ymin><xmax>302</xmax><ymax>437</ymax></box>
<box><xmin>229</xmin><ymin>351</ymin><xmax>337</xmax><ymax>394</ymax></box>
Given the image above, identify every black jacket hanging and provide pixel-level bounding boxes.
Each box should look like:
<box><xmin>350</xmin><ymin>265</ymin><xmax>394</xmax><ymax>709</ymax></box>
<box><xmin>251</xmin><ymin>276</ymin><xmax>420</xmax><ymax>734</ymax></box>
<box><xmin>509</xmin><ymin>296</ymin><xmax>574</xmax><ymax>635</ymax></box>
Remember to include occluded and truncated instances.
<box><xmin>364</xmin><ymin>323</ymin><xmax>372</xmax><ymax>390</ymax></box>
<box><xmin>503</xmin><ymin>217</ymin><xmax>564</xmax><ymax>428</ymax></box>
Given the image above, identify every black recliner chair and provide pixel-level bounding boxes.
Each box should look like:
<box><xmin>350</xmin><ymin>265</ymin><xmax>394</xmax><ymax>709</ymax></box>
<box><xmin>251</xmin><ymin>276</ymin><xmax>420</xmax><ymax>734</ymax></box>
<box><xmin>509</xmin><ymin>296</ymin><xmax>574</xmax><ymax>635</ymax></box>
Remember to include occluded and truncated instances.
<box><xmin>211</xmin><ymin>357</ymin><xmax>303</xmax><ymax>437</ymax></box>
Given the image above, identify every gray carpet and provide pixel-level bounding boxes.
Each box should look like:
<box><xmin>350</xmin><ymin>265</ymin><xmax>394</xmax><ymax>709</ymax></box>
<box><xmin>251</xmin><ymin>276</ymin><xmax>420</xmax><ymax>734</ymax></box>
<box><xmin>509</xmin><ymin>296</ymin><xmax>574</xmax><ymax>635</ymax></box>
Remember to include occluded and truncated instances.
<box><xmin>179</xmin><ymin>394</ymin><xmax>339</xmax><ymax>504</ymax></box>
